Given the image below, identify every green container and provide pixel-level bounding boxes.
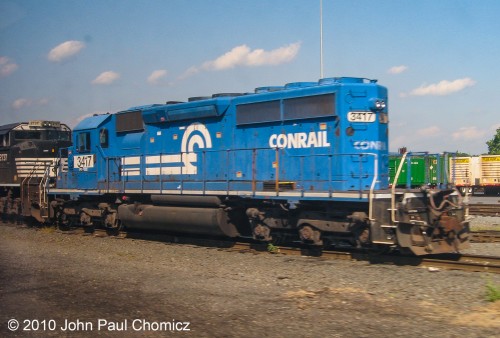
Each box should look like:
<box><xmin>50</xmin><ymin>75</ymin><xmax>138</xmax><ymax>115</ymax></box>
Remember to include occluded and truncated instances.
<box><xmin>389</xmin><ymin>155</ymin><xmax>448</xmax><ymax>188</ymax></box>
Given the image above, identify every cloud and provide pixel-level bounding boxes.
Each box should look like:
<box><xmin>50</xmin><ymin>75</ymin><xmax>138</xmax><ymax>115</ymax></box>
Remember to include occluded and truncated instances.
<box><xmin>91</xmin><ymin>71</ymin><xmax>120</xmax><ymax>85</ymax></box>
<box><xmin>12</xmin><ymin>98</ymin><xmax>32</xmax><ymax>109</ymax></box>
<box><xmin>147</xmin><ymin>69</ymin><xmax>168</xmax><ymax>85</ymax></box>
<box><xmin>180</xmin><ymin>42</ymin><xmax>301</xmax><ymax>79</ymax></box>
<box><xmin>0</xmin><ymin>56</ymin><xmax>19</xmax><ymax>77</ymax></box>
<box><xmin>452</xmin><ymin>126</ymin><xmax>486</xmax><ymax>140</ymax></box>
<box><xmin>388</xmin><ymin>65</ymin><xmax>408</xmax><ymax>74</ymax></box>
<box><xmin>48</xmin><ymin>40</ymin><xmax>85</xmax><ymax>62</ymax></box>
<box><xmin>11</xmin><ymin>97</ymin><xmax>49</xmax><ymax>110</ymax></box>
<box><xmin>38</xmin><ymin>98</ymin><xmax>49</xmax><ymax>106</ymax></box>
<box><xmin>409</xmin><ymin>77</ymin><xmax>476</xmax><ymax>96</ymax></box>
<box><xmin>416</xmin><ymin>125</ymin><xmax>441</xmax><ymax>137</ymax></box>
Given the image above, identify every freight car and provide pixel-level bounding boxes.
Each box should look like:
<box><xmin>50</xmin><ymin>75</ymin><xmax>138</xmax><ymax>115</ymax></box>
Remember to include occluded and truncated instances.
<box><xmin>0</xmin><ymin>120</ymin><xmax>71</xmax><ymax>222</ymax></box>
<box><xmin>40</xmin><ymin>77</ymin><xmax>470</xmax><ymax>255</ymax></box>
<box><xmin>450</xmin><ymin>155</ymin><xmax>500</xmax><ymax>195</ymax></box>
<box><xmin>389</xmin><ymin>153</ymin><xmax>451</xmax><ymax>189</ymax></box>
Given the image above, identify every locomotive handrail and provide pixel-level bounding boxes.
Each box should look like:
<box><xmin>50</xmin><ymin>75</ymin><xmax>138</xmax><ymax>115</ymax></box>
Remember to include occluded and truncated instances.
<box><xmin>39</xmin><ymin>164</ymin><xmax>52</xmax><ymax>217</ymax></box>
<box><xmin>391</xmin><ymin>151</ymin><xmax>408</xmax><ymax>223</ymax></box>
<box><xmin>103</xmin><ymin>147</ymin><xmax>379</xmax><ymax>200</ymax></box>
<box><xmin>286</xmin><ymin>151</ymin><xmax>378</xmax><ymax>196</ymax></box>
<box><xmin>369</xmin><ymin>153</ymin><xmax>378</xmax><ymax>221</ymax></box>
<box><xmin>20</xmin><ymin>160</ymin><xmax>43</xmax><ymax>219</ymax></box>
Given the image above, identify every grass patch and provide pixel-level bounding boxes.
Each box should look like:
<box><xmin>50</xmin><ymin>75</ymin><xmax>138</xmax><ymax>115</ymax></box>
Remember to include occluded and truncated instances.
<box><xmin>39</xmin><ymin>226</ymin><xmax>56</xmax><ymax>233</ymax></box>
<box><xmin>267</xmin><ymin>243</ymin><xmax>280</xmax><ymax>254</ymax></box>
<box><xmin>485</xmin><ymin>279</ymin><xmax>500</xmax><ymax>302</ymax></box>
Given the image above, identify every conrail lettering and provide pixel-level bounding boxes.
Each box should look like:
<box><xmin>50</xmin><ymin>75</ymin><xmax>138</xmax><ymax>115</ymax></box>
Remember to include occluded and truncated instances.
<box><xmin>269</xmin><ymin>131</ymin><xmax>331</xmax><ymax>149</ymax></box>
<box><xmin>353</xmin><ymin>141</ymin><xmax>387</xmax><ymax>150</ymax></box>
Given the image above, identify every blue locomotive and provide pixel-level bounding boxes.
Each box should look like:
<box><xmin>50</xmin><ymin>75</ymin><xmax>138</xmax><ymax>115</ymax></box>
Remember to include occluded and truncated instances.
<box><xmin>46</xmin><ymin>77</ymin><xmax>469</xmax><ymax>255</ymax></box>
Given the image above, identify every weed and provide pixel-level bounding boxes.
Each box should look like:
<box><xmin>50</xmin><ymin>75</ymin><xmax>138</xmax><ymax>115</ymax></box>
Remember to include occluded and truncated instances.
<box><xmin>267</xmin><ymin>243</ymin><xmax>280</xmax><ymax>254</ymax></box>
<box><xmin>485</xmin><ymin>279</ymin><xmax>500</xmax><ymax>302</ymax></box>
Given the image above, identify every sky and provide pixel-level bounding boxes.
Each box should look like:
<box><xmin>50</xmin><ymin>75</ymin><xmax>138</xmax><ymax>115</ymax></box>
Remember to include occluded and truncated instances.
<box><xmin>1</xmin><ymin>0</ymin><xmax>499</xmax><ymax>155</ymax></box>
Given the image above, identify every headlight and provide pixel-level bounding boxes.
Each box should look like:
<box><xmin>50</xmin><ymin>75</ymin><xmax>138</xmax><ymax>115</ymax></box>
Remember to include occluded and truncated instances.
<box><xmin>370</xmin><ymin>98</ymin><xmax>386</xmax><ymax>111</ymax></box>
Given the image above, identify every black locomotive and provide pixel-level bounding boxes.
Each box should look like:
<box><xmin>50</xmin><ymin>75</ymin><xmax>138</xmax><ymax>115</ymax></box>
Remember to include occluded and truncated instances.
<box><xmin>0</xmin><ymin>120</ymin><xmax>71</xmax><ymax>222</ymax></box>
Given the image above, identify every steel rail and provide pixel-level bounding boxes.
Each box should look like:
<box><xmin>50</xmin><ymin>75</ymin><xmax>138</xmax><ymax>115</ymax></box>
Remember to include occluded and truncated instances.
<box><xmin>228</xmin><ymin>242</ymin><xmax>500</xmax><ymax>274</ymax></box>
<box><xmin>5</xmin><ymin>223</ymin><xmax>500</xmax><ymax>274</ymax></box>
<box><xmin>471</xmin><ymin>230</ymin><xmax>500</xmax><ymax>243</ymax></box>
<box><xmin>469</xmin><ymin>204</ymin><xmax>500</xmax><ymax>216</ymax></box>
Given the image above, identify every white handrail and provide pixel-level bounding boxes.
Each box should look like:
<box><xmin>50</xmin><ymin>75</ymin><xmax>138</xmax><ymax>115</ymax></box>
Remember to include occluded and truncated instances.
<box><xmin>391</xmin><ymin>152</ymin><xmax>408</xmax><ymax>223</ymax></box>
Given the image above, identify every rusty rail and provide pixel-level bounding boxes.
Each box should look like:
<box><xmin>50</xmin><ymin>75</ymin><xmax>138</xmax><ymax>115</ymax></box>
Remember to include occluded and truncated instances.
<box><xmin>227</xmin><ymin>242</ymin><xmax>500</xmax><ymax>274</ymax></box>
<box><xmin>5</xmin><ymin>222</ymin><xmax>500</xmax><ymax>274</ymax></box>
<box><xmin>471</xmin><ymin>230</ymin><xmax>500</xmax><ymax>243</ymax></box>
<box><xmin>469</xmin><ymin>203</ymin><xmax>500</xmax><ymax>216</ymax></box>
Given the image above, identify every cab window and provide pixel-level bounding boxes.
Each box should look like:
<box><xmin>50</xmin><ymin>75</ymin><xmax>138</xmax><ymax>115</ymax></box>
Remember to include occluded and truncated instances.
<box><xmin>99</xmin><ymin>128</ymin><xmax>109</xmax><ymax>148</ymax></box>
<box><xmin>77</xmin><ymin>132</ymin><xmax>91</xmax><ymax>152</ymax></box>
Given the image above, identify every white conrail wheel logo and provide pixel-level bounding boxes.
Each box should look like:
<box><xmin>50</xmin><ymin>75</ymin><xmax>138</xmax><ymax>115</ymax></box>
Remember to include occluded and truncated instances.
<box><xmin>120</xmin><ymin>122</ymin><xmax>213</xmax><ymax>177</ymax></box>
<box><xmin>181</xmin><ymin>122</ymin><xmax>213</xmax><ymax>174</ymax></box>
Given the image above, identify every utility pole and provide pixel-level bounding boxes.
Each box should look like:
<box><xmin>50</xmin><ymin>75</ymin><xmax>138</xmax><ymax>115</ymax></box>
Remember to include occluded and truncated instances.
<box><xmin>320</xmin><ymin>0</ymin><xmax>324</xmax><ymax>78</ymax></box>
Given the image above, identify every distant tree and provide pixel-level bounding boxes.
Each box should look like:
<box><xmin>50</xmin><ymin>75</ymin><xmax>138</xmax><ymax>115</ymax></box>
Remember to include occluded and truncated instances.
<box><xmin>486</xmin><ymin>128</ymin><xmax>500</xmax><ymax>154</ymax></box>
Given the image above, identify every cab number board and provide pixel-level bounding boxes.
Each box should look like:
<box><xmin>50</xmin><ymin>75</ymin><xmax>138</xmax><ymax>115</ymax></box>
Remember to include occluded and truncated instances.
<box><xmin>347</xmin><ymin>112</ymin><xmax>376</xmax><ymax>123</ymax></box>
<box><xmin>74</xmin><ymin>154</ymin><xmax>94</xmax><ymax>169</ymax></box>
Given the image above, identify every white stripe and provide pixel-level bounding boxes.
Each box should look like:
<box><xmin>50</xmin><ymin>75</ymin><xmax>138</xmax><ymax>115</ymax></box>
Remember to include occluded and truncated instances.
<box><xmin>15</xmin><ymin>157</ymin><xmax>57</xmax><ymax>162</ymax></box>
<box><xmin>122</xmin><ymin>170</ymin><xmax>140</xmax><ymax>176</ymax></box>
<box><xmin>122</xmin><ymin>157</ymin><xmax>141</xmax><ymax>165</ymax></box>
<box><xmin>146</xmin><ymin>167</ymin><xmax>182</xmax><ymax>175</ymax></box>
<box><xmin>146</xmin><ymin>154</ymin><xmax>182</xmax><ymax>164</ymax></box>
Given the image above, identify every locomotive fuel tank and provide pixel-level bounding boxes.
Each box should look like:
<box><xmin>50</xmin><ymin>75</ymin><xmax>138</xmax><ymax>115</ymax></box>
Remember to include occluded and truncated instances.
<box><xmin>117</xmin><ymin>195</ymin><xmax>239</xmax><ymax>237</ymax></box>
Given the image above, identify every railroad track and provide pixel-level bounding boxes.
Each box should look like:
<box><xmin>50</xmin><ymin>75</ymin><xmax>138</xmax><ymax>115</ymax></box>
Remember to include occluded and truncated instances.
<box><xmin>418</xmin><ymin>254</ymin><xmax>500</xmax><ymax>273</ymax></box>
<box><xmin>7</xmin><ymin>223</ymin><xmax>500</xmax><ymax>274</ymax></box>
<box><xmin>228</xmin><ymin>242</ymin><xmax>500</xmax><ymax>273</ymax></box>
<box><xmin>471</xmin><ymin>230</ymin><xmax>500</xmax><ymax>243</ymax></box>
<box><xmin>468</xmin><ymin>203</ymin><xmax>500</xmax><ymax>216</ymax></box>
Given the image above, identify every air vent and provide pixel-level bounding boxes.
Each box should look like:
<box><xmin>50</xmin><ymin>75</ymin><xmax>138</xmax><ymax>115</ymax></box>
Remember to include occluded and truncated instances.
<box><xmin>284</xmin><ymin>82</ymin><xmax>316</xmax><ymax>89</ymax></box>
<box><xmin>263</xmin><ymin>181</ymin><xmax>296</xmax><ymax>191</ymax></box>
<box><xmin>254</xmin><ymin>86</ymin><xmax>285</xmax><ymax>93</ymax></box>
<box><xmin>188</xmin><ymin>96</ymin><xmax>211</xmax><ymax>102</ymax></box>
<box><xmin>212</xmin><ymin>93</ymin><xmax>243</xmax><ymax>98</ymax></box>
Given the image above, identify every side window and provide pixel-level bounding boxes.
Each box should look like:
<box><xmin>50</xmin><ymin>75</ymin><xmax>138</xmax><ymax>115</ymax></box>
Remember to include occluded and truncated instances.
<box><xmin>99</xmin><ymin>128</ymin><xmax>109</xmax><ymax>148</ymax></box>
<box><xmin>236</xmin><ymin>100</ymin><xmax>281</xmax><ymax>125</ymax></box>
<box><xmin>283</xmin><ymin>94</ymin><xmax>335</xmax><ymax>120</ymax></box>
<box><xmin>14</xmin><ymin>130</ymin><xmax>41</xmax><ymax>140</ymax></box>
<box><xmin>0</xmin><ymin>134</ymin><xmax>9</xmax><ymax>147</ymax></box>
<box><xmin>77</xmin><ymin>132</ymin><xmax>91</xmax><ymax>152</ymax></box>
<box><xmin>116</xmin><ymin>111</ymin><xmax>143</xmax><ymax>133</ymax></box>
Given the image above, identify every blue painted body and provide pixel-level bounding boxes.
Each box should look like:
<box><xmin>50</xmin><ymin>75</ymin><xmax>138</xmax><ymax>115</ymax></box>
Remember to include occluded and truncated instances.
<box><xmin>52</xmin><ymin>77</ymin><xmax>389</xmax><ymax>202</ymax></box>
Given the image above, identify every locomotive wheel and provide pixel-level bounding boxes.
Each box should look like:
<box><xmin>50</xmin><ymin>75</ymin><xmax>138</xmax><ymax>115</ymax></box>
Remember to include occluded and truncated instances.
<box><xmin>79</xmin><ymin>211</ymin><xmax>92</xmax><ymax>225</ymax></box>
<box><xmin>356</xmin><ymin>227</ymin><xmax>370</xmax><ymax>248</ymax></box>
<box><xmin>299</xmin><ymin>225</ymin><xmax>323</xmax><ymax>246</ymax></box>
<box><xmin>252</xmin><ymin>223</ymin><xmax>272</xmax><ymax>241</ymax></box>
<box><xmin>79</xmin><ymin>212</ymin><xmax>95</xmax><ymax>233</ymax></box>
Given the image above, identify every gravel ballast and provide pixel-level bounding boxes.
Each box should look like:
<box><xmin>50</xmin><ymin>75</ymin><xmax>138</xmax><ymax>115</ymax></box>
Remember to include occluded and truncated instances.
<box><xmin>0</xmin><ymin>223</ymin><xmax>499</xmax><ymax>338</ymax></box>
